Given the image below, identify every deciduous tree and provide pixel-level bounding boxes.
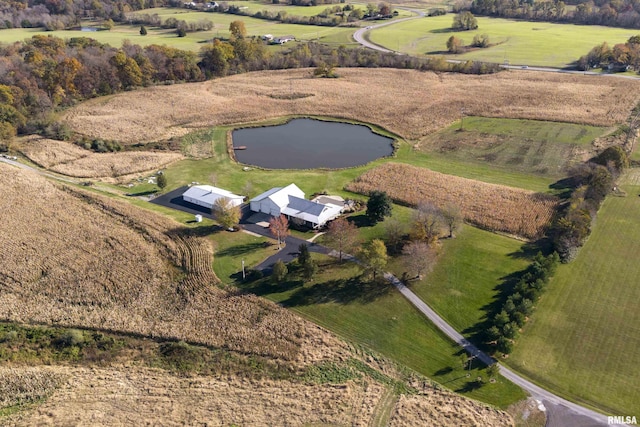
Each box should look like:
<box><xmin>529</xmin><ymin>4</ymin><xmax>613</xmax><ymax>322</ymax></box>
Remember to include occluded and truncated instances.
<box><xmin>213</xmin><ymin>197</ymin><xmax>241</xmax><ymax>230</ymax></box>
<box><xmin>411</xmin><ymin>202</ymin><xmax>443</xmax><ymax>244</ymax></box>
<box><xmin>229</xmin><ymin>20</ymin><xmax>247</xmax><ymax>39</ymax></box>
<box><xmin>441</xmin><ymin>203</ymin><xmax>462</xmax><ymax>238</ymax></box>
<box><xmin>452</xmin><ymin>11</ymin><xmax>478</xmax><ymax>30</ymax></box>
<box><xmin>384</xmin><ymin>218</ymin><xmax>405</xmax><ymax>255</ymax></box>
<box><xmin>446</xmin><ymin>35</ymin><xmax>463</xmax><ymax>53</ymax></box>
<box><xmin>269</xmin><ymin>214</ymin><xmax>289</xmax><ymax>249</ymax></box>
<box><xmin>325</xmin><ymin>217</ymin><xmax>359</xmax><ymax>262</ymax></box>
<box><xmin>401</xmin><ymin>241</ymin><xmax>436</xmax><ymax>280</ymax></box>
<box><xmin>359</xmin><ymin>239</ymin><xmax>388</xmax><ymax>280</ymax></box>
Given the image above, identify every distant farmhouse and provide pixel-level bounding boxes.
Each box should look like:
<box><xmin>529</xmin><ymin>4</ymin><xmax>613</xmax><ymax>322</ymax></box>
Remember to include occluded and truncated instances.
<box><xmin>272</xmin><ymin>35</ymin><xmax>295</xmax><ymax>45</ymax></box>
<box><xmin>182</xmin><ymin>185</ymin><xmax>244</xmax><ymax>210</ymax></box>
<box><xmin>250</xmin><ymin>183</ymin><xmax>342</xmax><ymax>229</ymax></box>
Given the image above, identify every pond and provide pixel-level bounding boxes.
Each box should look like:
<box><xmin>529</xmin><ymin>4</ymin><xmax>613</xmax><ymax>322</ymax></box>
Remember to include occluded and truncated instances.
<box><xmin>232</xmin><ymin>118</ymin><xmax>394</xmax><ymax>169</ymax></box>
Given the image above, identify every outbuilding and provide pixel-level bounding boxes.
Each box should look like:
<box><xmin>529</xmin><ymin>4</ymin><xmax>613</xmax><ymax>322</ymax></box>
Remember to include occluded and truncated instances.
<box><xmin>182</xmin><ymin>185</ymin><xmax>244</xmax><ymax>210</ymax></box>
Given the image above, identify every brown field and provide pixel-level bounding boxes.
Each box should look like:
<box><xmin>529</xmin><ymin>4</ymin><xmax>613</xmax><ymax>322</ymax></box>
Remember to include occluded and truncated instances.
<box><xmin>62</xmin><ymin>68</ymin><xmax>640</xmax><ymax>145</ymax></box>
<box><xmin>2</xmin><ymin>365</ymin><xmax>513</xmax><ymax>426</ymax></box>
<box><xmin>16</xmin><ymin>136</ymin><xmax>182</xmax><ymax>179</ymax></box>
<box><xmin>0</xmin><ymin>162</ymin><xmax>323</xmax><ymax>362</ymax></box>
<box><xmin>346</xmin><ymin>162</ymin><xmax>559</xmax><ymax>239</ymax></box>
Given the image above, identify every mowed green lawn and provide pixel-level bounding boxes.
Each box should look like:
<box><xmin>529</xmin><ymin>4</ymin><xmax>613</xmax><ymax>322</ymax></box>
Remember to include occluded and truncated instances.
<box><xmin>407</xmin><ymin>224</ymin><xmax>530</xmax><ymax>335</ymax></box>
<box><xmin>419</xmin><ymin>117</ymin><xmax>610</xmax><ymax>179</ymax></box>
<box><xmin>368</xmin><ymin>15</ymin><xmax>639</xmax><ymax>67</ymax></box>
<box><xmin>506</xmin><ymin>181</ymin><xmax>640</xmax><ymax>415</ymax></box>
<box><xmin>238</xmin><ymin>253</ymin><xmax>526</xmax><ymax>408</ymax></box>
<box><xmin>0</xmin><ymin>9</ymin><xmax>356</xmax><ymax>50</ymax></box>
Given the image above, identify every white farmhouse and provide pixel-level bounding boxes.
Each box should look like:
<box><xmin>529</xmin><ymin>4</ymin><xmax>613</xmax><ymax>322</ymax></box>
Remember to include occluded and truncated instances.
<box><xmin>182</xmin><ymin>185</ymin><xmax>244</xmax><ymax>210</ymax></box>
<box><xmin>250</xmin><ymin>183</ymin><xmax>342</xmax><ymax>228</ymax></box>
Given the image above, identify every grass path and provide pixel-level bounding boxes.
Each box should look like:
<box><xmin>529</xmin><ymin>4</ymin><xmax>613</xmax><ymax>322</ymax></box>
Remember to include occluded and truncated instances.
<box><xmin>370</xmin><ymin>387</ymin><xmax>398</xmax><ymax>427</ymax></box>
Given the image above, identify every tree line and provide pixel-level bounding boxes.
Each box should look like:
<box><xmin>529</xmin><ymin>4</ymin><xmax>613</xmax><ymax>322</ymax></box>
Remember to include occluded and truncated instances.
<box><xmin>470</xmin><ymin>0</ymin><xmax>640</xmax><ymax>30</ymax></box>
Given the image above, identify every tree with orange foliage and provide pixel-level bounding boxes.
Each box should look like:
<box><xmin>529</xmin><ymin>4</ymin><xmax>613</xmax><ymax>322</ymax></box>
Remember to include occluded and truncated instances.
<box><xmin>269</xmin><ymin>215</ymin><xmax>289</xmax><ymax>249</ymax></box>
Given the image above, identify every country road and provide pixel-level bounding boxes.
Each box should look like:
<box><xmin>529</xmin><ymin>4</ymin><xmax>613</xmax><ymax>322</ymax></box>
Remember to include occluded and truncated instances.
<box><xmin>352</xmin><ymin>8</ymin><xmax>424</xmax><ymax>53</ymax></box>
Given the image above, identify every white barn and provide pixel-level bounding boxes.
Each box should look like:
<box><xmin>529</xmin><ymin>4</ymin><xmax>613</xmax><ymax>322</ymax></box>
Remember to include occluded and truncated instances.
<box><xmin>250</xmin><ymin>183</ymin><xmax>342</xmax><ymax>228</ymax></box>
<box><xmin>182</xmin><ymin>185</ymin><xmax>244</xmax><ymax>210</ymax></box>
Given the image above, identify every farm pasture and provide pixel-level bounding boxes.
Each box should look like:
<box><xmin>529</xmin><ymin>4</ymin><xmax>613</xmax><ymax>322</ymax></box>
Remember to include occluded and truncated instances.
<box><xmin>62</xmin><ymin>68</ymin><xmax>640</xmax><ymax>146</ymax></box>
<box><xmin>369</xmin><ymin>15</ymin><xmax>639</xmax><ymax>67</ymax></box>
<box><xmin>346</xmin><ymin>162</ymin><xmax>558</xmax><ymax>239</ymax></box>
<box><xmin>0</xmin><ymin>9</ymin><xmax>357</xmax><ymax>51</ymax></box>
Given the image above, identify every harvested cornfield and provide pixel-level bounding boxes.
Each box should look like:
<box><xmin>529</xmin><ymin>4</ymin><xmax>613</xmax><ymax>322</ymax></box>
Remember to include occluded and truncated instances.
<box><xmin>0</xmin><ymin>163</ymin><xmax>336</xmax><ymax>363</ymax></box>
<box><xmin>62</xmin><ymin>68</ymin><xmax>640</xmax><ymax>145</ymax></box>
<box><xmin>2</xmin><ymin>365</ymin><xmax>513</xmax><ymax>426</ymax></box>
<box><xmin>17</xmin><ymin>136</ymin><xmax>182</xmax><ymax>178</ymax></box>
<box><xmin>346</xmin><ymin>163</ymin><xmax>558</xmax><ymax>239</ymax></box>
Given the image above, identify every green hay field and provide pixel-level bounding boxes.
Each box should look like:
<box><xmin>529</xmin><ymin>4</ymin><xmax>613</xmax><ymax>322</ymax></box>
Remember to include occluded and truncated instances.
<box><xmin>368</xmin><ymin>15</ymin><xmax>639</xmax><ymax>67</ymax></box>
<box><xmin>506</xmin><ymin>179</ymin><xmax>640</xmax><ymax>415</ymax></box>
<box><xmin>419</xmin><ymin>117</ymin><xmax>610</xmax><ymax>179</ymax></box>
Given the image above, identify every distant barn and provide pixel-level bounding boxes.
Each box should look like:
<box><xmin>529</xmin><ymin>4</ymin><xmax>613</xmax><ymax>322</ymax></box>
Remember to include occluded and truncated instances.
<box><xmin>182</xmin><ymin>185</ymin><xmax>244</xmax><ymax>210</ymax></box>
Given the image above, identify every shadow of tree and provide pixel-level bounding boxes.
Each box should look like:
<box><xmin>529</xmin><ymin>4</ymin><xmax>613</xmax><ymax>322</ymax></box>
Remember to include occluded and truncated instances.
<box><xmin>461</xmin><ymin>268</ymin><xmax>528</xmax><ymax>353</ymax></box>
<box><xmin>549</xmin><ymin>176</ymin><xmax>578</xmax><ymax>199</ymax></box>
<box><xmin>348</xmin><ymin>214</ymin><xmax>373</xmax><ymax>228</ymax></box>
<box><xmin>430</xmin><ymin>27</ymin><xmax>457</xmax><ymax>34</ymax></box>
<box><xmin>126</xmin><ymin>189</ymin><xmax>158</xmax><ymax>197</ymax></box>
<box><xmin>282</xmin><ymin>276</ymin><xmax>391</xmax><ymax>307</ymax></box>
<box><xmin>241</xmin><ymin>276</ymin><xmax>304</xmax><ymax>296</ymax></box>
<box><xmin>455</xmin><ymin>379</ymin><xmax>485</xmax><ymax>393</ymax></box>
<box><xmin>216</xmin><ymin>241</ymin><xmax>271</xmax><ymax>257</ymax></box>
<box><xmin>434</xmin><ymin>366</ymin><xmax>454</xmax><ymax>376</ymax></box>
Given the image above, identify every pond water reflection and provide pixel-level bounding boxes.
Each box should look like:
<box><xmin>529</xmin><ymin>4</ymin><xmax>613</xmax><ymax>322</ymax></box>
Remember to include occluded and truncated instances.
<box><xmin>232</xmin><ymin>118</ymin><xmax>394</xmax><ymax>169</ymax></box>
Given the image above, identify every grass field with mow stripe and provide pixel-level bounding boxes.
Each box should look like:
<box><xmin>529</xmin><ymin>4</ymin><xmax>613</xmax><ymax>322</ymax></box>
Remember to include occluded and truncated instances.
<box><xmin>239</xmin><ymin>253</ymin><xmax>527</xmax><ymax>408</ymax></box>
<box><xmin>506</xmin><ymin>181</ymin><xmax>640</xmax><ymax>415</ymax></box>
<box><xmin>419</xmin><ymin>117</ymin><xmax>610</xmax><ymax>179</ymax></box>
